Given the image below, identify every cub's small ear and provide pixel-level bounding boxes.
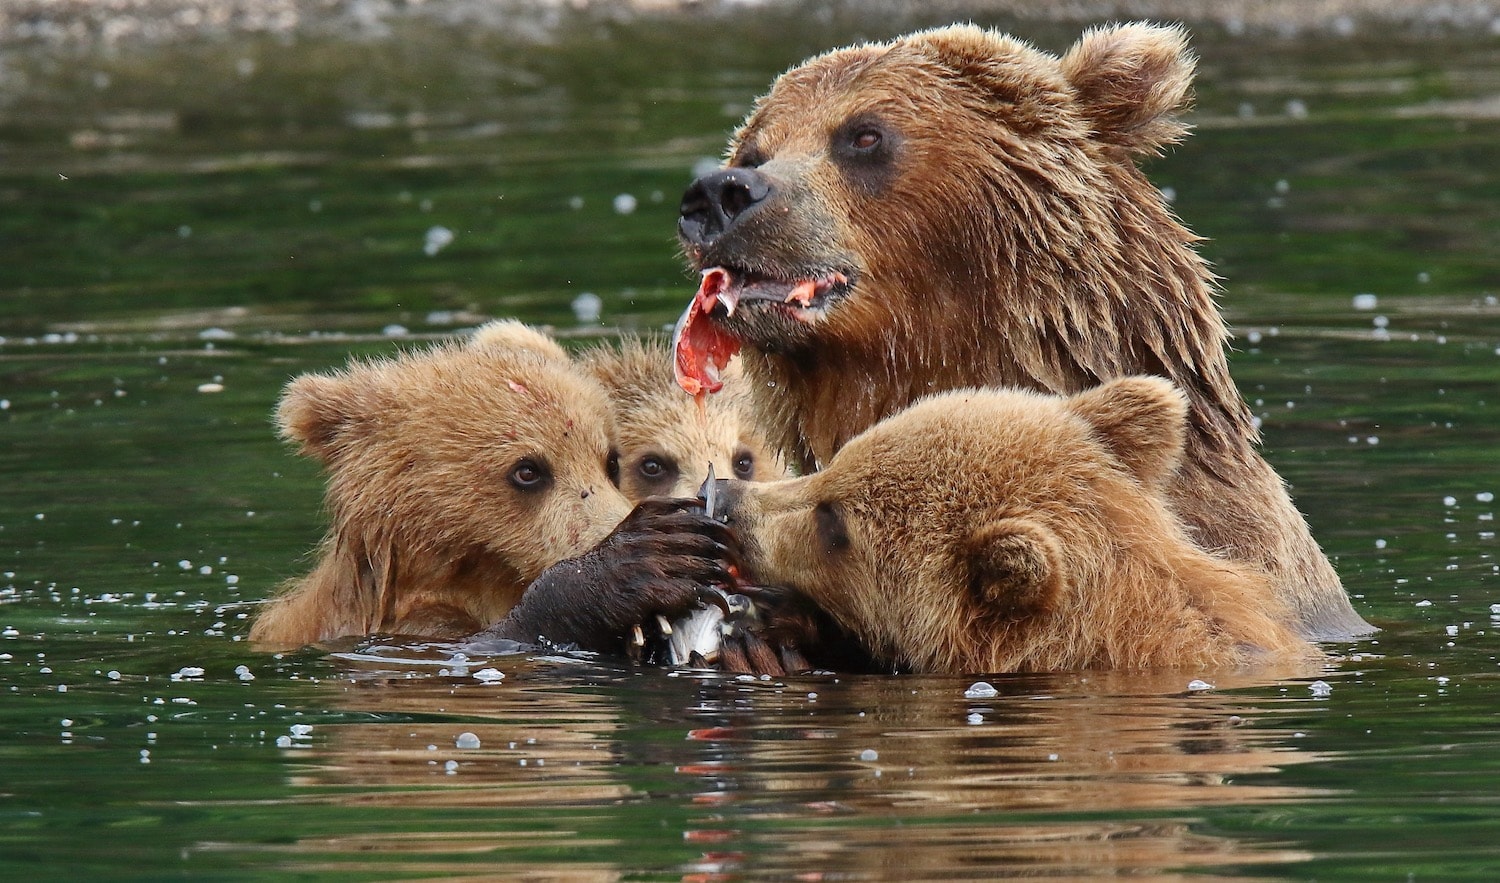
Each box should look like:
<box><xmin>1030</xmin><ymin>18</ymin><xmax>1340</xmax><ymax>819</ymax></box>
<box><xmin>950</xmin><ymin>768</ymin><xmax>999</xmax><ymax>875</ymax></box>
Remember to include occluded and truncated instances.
<box><xmin>1067</xmin><ymin>376</ymin><xmax>1189</xmax><ymax>486</ymax></box>
<box><xmin>469</xmin><ymin>320</ymin><xmax>569</xmax><ymax>363</ymax></box>
<box><xmin>276</xmin><ymin>372</ymin><xmax>369</xmax><ymax>464</ymax></box>
<box><xmin>1059</xmin><ymin>22</ymin><xmax>1195</xmax><ymax>154</ymax></box>
<box><xmin>967</xmin><ymin>518</ymin><xmax>1064</xmax><ymax>619</ymax></box>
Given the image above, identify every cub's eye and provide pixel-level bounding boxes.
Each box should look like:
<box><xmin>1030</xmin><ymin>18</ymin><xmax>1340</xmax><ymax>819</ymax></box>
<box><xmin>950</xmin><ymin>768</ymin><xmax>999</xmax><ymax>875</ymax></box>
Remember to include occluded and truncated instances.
<box><xmin>637</xmin><ymin>455</ymin><xmax>678</xmax><ymax>485</ymax></box>
<box><xmin>606</xmin><ymin>449</ymin><xmax>621</xmax><ymax>488</ymax></box>
<box><xmin>732</xmin><ymin>450</ymin><xmax>755</xmax><ymax>480</ymax></box>
<box><xmin>639</xmin><ymin>457</ymin><xmax>665</xmax><ymax>478</ymax></box>
<box><xmin>850</xmin><ymin>128</ymin><xmax>882</xmax><ymax>152</ymax></box>
<box><xmin>508</xmin><ymin>458</ymin><xmax>551</xmax><ymax>491</ymax></box>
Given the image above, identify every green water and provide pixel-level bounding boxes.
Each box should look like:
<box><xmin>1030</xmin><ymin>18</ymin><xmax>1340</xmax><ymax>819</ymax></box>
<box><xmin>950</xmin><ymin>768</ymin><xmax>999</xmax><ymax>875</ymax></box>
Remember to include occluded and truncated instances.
<box><xmin>3</xmin><ymin>5</ymin><xmax>1500</xmax><ymax>879</ymax></box>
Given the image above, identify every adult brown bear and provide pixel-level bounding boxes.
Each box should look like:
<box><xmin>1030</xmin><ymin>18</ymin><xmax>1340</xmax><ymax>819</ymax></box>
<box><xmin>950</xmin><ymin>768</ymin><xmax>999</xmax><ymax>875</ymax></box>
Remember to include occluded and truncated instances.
<box><xmin>674</xmin><ymin>23</ymin><xmax>1371</xmax><ymax>640</ymax></box>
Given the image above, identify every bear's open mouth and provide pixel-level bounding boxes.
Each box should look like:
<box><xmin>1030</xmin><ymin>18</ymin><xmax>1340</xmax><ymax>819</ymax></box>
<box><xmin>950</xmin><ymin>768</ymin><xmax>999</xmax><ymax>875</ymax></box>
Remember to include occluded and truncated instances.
<box><xmin>698</xmin><ymin>265</ymin><xmax>853</xmax><ymax>317</ymax></box>
<box><xmin>671</xmin><ymin>266</ymin><xmax>854</xmax><ymax>397</ymax></box>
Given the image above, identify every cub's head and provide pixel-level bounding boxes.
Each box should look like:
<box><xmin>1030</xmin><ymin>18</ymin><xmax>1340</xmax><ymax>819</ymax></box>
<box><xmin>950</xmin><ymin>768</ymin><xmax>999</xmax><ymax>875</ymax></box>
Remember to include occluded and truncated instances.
<box><xmin>676</xmin><ymin>22</ymin><xmax>1195</xmax><ymax>353</ymax></box>
<box><xmin>711</xmin><ymin>377</ymin><xmax>1190</xmax><ymax>670</ymax></box>
<box><xmin>278</xmin><ymin>321</ymin><xmax>630</xmax><ymax>584</ymax></box>
<box><xmin>583</xmin><ymin>336</ymin><xmax>784</xmax><ymax>501</ymax></box>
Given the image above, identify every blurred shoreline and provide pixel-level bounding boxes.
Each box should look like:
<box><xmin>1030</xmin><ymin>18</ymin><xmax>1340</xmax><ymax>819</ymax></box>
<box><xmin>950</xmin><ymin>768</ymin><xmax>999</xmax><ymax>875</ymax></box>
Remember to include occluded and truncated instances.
<box><xmin>5</xmin><ymin>0</ymin><xmax>1499</xmax><ymax>49</ymax></box>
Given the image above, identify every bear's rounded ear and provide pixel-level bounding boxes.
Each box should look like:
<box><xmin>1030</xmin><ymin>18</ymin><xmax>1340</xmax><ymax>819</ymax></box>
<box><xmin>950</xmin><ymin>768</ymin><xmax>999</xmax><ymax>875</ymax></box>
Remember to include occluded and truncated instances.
<box><xmin>1067</xmin><ymin>376</ymin><xmax>1189</xmax><ymax>486</ymax></box>
<box><xmin>276</xmin><ymin>372</ymin><xmax>367</xmax><ymax>465</ymax></box>
<box><xmin>1059</xmin><ymin>22</ymin><xmax>1195</xmax><ymax>155</ymax></box>
<box><xmin>967</xmin><ymin>518</ymin><xmax>1064</xmax><ymax>619</ymax></box>
<box><xmin>469</xmin><ymin>320</ymin><xmax>569</xmax><ymax>363</ymax></box>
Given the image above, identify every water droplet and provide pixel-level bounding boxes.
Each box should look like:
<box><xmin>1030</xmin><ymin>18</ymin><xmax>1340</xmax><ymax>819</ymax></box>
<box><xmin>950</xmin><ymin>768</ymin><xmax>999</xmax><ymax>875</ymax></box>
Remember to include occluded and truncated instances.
<box><xmin>1308</xmin><ymin>680</ymin><xmax>1333</xmax><ymax>697</ymax></box>
<box><xmin>455</xmin><ymin>732</ymin><xmax>481</xmax><ymax>749</ymax></box>
<box><xmin>1187</xmin><ymin>679</ymin><xmax>1214</xmax><ymax>692</ymax></box>
<box><xmin>963</xmin><ymin>681</ymin><xmax>998</xmax><ymax>699</ymax></box>
<box><xmin>858</xmin><ymin>748</ymin><xmax>878</xmax><ymax>762</ymax></box>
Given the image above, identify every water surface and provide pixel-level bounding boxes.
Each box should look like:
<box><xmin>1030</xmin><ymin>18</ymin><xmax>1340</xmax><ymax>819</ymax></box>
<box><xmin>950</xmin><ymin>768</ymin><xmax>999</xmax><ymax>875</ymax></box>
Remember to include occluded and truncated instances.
<box><xmin>3</xmin><ymin>5</ymin><xmax>1500</xmax><ymax>879</ymax></box>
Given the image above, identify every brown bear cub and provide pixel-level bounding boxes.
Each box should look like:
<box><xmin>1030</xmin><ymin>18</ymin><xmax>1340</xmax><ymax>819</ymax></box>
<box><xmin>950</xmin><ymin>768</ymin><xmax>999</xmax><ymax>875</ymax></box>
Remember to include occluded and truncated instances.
<box><xmin>674</xmin><ymin>23</ymin><xmax>1371</xmax><ymax>639</ymax></box>
<box><xmin>251</xmin><ymin>322</ymin><xmax>737</xmax><ymax>649</ymax></box>
<box><xmin>582</xmin><ymin>336</ymin><xmax>785</xmax><ymax>501</ymax></box>
<box><xmin>709</xmin><ymin>377</ymin><xmax>1319</xmax><ymax>674</ymax></box>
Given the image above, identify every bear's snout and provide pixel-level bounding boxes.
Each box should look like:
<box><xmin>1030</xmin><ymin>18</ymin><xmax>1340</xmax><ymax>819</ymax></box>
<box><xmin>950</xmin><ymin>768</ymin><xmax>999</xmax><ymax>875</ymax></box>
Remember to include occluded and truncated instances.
<box><xmin>679</xmin><ymin>167</ymin><xmax>771</xmax><ymax>248</ymax></box>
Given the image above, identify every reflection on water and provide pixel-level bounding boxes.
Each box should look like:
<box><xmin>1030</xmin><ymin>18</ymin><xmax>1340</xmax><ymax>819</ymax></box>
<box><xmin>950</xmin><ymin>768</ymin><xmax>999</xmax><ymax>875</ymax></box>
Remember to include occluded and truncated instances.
<box><xmin>229</xmin><ymin>654</ymin><xmax>1330</xmax><ymax>878</ymax></box>
<box><xmin>4</xmin><ymin>2</ymin><xmax>1500</xmax><ymax>879</ymax></box>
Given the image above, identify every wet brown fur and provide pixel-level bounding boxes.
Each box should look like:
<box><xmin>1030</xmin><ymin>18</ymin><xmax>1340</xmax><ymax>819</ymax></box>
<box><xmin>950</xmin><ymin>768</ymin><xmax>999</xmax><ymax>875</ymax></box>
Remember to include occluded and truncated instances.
<box><xmin>689</xmin><ymin>23</ymin><xmax>1370</xmax><ymax>639</ymax></box>
<box><xmin>248</xmin><ymin>322</ymin><xmax>630</xmax><ymax>647</ymax></box>
<box><xmin>720</xmin><ymin>378</ymin><xmax>1319</xmax><ymax>674</ymax></box>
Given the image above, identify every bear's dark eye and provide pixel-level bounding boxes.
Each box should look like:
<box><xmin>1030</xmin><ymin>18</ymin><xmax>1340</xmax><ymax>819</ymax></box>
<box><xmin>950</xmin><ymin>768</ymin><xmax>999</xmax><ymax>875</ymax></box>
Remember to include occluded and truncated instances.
<box><xmin>732</xmin><ymin>449</ymin><xmax>755</xmax><ymax>480</ymax></box>
<box><xmin>849</xmin><ymin>128</ymin><xmax>882</xmax><ymax>152</ymax></box>
<box><xmin>637</xmin><ymin>455</ymin><xmax>678</xmax><ymax>486</ymax></box>
<box><xmin>606</xmin><ymin>449</ymin><xmax>621</xmax><ymax>488</ymax></box>
<box><xmin>815</xmin><ymin>501</ymin><xmax>850</xmax><ymax>554</ymax></box>
<box><xmin>508</xmin><ymin>458</ymin><xmax>552</xmax><ymax>492</ymax></box>
<box><xmin>831</xmin><ymin>116</ymin><xmax>898</xmax><ymax>192</ymax></box>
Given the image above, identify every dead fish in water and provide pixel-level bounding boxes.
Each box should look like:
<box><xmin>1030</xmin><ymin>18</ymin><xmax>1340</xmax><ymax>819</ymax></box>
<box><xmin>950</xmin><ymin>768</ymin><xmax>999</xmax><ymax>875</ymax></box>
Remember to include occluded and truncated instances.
<box><xmin>630</xmin><ymin>585</ymin><xmax>758</xmax><ymax>667</ymax></box>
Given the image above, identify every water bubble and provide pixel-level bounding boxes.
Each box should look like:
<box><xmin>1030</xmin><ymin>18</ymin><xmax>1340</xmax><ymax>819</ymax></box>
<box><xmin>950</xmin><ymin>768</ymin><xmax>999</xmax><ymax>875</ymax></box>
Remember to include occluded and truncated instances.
<box><xmin>1415</xmin><ymin>600</ymin><xmax>1432</xmax><ymax>608</ymax></box>
<box><xmin>1443</xmin><ymin>496</ymin><xmax>1458</xmax><ymax>507</ymax></box>
<box><xmin>1373</xmin><ymin>315</ymin><xmax>1389</xmax><ymax>329</ymax></box>
<box><xmin>472</xmin><ymin>668</ymin><xmax>505</xmax><ymax>683</ymax></box>
<box><xmin>1479</xmin><ymin>492</ymin><xmax>1495</xmax><ymax>503</ymax></box>
<box><xmin>1352</xmin><ymin>293</ymin><xmax>1378</xmax><ymax>310</ymax></box>
<box><xmin>967</xmin><ymin>712</ymin><xmax>984</xmax><ymax>725</ymax></box>
<box><xmin>1445</xmin><ymin>625</ymin><xmax>1459</xmax><ymax>637</ymax></box>
<box><xmin>382</xmin><ymin>324</ymin><xmax>410</xmax><ymax>338</ymax></box>
<box><xmin>196</xmin><ymin>382</ymin><xmax>224</xmax><ymax>393</ymax></box>
<box><xmin>170</xmin><ymin>666</ymin><xmax>204</xmax><ymax>681</ymax></box>
<box><xmin>571</xmin><ymin>292</ymin><xmax>603</xmax><ymax>324</ymax></box>
<box><xmin>235</xmin><ymin>664</ymin><xmax>254</xmax><ymax>681</ymax></box>
<box><xmin>1187</xmin><ymin>679</ymin><xmax>1214</xmax><ymax>692</ymax></box>
<box><xmin>1375</xmin><ymin>538</ymin><xmax>1387</xmax><ymax>549</ymax></box>
<box><xmin>963</xmin><ymin>681</ymin><xmax>998</xmax><ymax>699</ymax></box>
<box><xmin>423</xmin><ymin>225</ymin><xmax>454</xmax><ymax>256</ymax></box>
<box><xmin>289</xmin><ymin>724</ymin><xmax>314</xmax><ymax>738</ymax></box>
<box><xmin>1285</xmin><ymin>98</ymin><xmax>1308</xmax><ymax>119</ymax></box>
<box><xmin>454</xmin><ymin>732</ymin><xmax>482</xmax><ymax>749</ymax></box>
<box><xmin>567</xmin><ymin>195</ymin><xmax>584</xmax><ymax>210</ymax></box>
<box><xmin>691</xmin><ymin>157</ymin><xmax>721</xmax><ymax>179</ymax></box>
<box><xmin>1308</xmin><ymin>680</ymin><xmax>1333</xmax><ymax>697</ymax></box>
<box><xmin>612</xmin><ymin>193</ymin><xmax>638</xmax><ymax>215</ymax></box>
<box><xmin>106</xmin><ymin>670</ymin><xmax>121</xmax><ymax>680</ymax></box>
<box><xmin>275</xmin><ymin>735</ymin><xmax>292</xmax><ymax>748</ymax></box>
<box><xmin>858</xmin><ymin>748</ymin><xmax>878</xmax><ymax>762</ymax></box>
<box><xmin>445</xmin><ymin>759</ymin><xmax>459</xmax><ymax>773</ymax></box>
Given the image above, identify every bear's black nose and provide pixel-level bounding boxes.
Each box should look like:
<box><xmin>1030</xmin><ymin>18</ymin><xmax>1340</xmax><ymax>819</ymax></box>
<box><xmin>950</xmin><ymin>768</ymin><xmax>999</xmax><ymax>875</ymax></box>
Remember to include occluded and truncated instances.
<box><xmin>679</xmin><ymin>167</ymin><xmax>770</xmax><ymax>248</ymax></box>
